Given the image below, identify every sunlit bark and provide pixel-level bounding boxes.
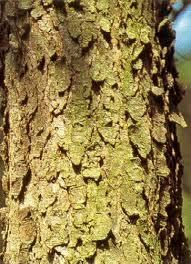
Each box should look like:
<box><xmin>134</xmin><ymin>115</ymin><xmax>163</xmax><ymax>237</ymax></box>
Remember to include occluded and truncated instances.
<box><xmin>0</xmin><ymin>0</ymin><xmax>189</xmax><ymax>263</ymax></box>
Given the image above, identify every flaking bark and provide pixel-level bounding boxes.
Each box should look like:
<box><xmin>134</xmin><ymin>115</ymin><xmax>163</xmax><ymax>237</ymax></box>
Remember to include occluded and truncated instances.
<box><xmin>0</xmin><ymin>0</ymin><xmax>190</xmax><ymax>263</ymax></box>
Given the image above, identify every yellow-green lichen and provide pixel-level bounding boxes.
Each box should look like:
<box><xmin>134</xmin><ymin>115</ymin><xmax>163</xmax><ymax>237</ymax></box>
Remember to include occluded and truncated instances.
<box><xmin>91</xmin><ymin>213</ymin><xmax>112</xmax><ymax>241</ymax></box>
<box><xmin>96</xmin><ymin>0</ymin><xmax>109</xmax><ymax>11</ymax></box>
<box><xmin>99</xmin><ymin>17</ymin><xmax>111</xmax><ymax>32</ymax></box>
<box><xmin>122</xmin><ymin>62</ymin><xmax>135</xmax><ymax>97</ymax></box>
<box><xmin>127</xmin><ymin>94</ymin><xmax>146</xmax><ymax>121</ymax></box>
<box><xmin>83</xmin><ymin>167</ymin><xmax>101</xmax><ymax>181</ymax></box>
<box><xmin>18</xmin><ymin>0</ymin><xmax>33</xmax><ymax>10</ymax></box>
<box><xmin>129</xmin><ymin>117</ymin><xmax>152</xmax><ymax>158</ymax></box>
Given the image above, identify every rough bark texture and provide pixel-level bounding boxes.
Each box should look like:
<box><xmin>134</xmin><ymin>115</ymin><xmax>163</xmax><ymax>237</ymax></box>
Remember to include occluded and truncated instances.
<box><xmin>0</xmin><ymin>0</ymin><xmax>189</xmax><ymax>263</ymax></box>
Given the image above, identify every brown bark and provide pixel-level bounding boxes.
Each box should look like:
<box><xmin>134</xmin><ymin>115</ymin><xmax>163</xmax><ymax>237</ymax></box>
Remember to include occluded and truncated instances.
<box><xmin>0</xmin><ymin>0</ymin><xmax>189</xmax><ymax>263</ymax></box>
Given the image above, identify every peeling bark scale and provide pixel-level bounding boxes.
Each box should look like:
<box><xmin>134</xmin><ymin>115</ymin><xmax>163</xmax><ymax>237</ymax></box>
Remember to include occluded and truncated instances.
<box><xmin>0</xmin><ymin>0</ymin><xmax>189</xmax><ymax>263</ymax></box>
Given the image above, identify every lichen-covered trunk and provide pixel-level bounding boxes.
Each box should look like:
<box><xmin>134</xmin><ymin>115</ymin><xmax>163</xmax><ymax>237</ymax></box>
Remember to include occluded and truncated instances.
<box><xmin>0</xmin><ymin>0</ymin><xmax>189</xmax><ymax>263</ymax></box>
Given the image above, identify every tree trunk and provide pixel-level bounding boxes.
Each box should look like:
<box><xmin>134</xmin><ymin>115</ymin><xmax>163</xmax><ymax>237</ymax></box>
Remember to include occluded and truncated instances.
<box><xmin>0</xmin><ymin>0</ymin><xmax>189</xmax><ymax>263</ymax></box>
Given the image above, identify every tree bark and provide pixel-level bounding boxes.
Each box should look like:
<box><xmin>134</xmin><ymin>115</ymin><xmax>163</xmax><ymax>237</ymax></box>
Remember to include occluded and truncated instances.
<box><xmin>0</xmin><ymin>0</ymin><xmax>189</xmax><ymax>263</ymax></box>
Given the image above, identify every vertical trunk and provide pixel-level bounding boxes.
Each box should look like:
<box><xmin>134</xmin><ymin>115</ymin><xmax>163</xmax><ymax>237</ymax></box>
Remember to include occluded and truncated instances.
<box><xmin>0</xmin><ymin>0</ymin><xmax>189</xmax><ymax>263</ymax></box>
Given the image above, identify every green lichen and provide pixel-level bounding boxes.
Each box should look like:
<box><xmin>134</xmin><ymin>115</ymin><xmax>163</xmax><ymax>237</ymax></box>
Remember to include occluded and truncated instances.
<box><xmin>133</xmin><ymin>59</ymin><xmax>143</xmax><ymax>70</ymax></box>
<box><xmin>129</xmin><ymin>117</ymin><xmax>152</xmax><ymax>158</ymax></box>
<box><xmin>132</xmin><ymin>41</ymin><xmax>145</xmax><ymax>60</ymax></box>
<box><xmin>96</xmin><ymin>0</ymin><xmax>109</xmax><ymax>11</ymax></box>
<box><xmin>151</xmin><ymin>113</ymin><xmax>167</xmax><ymax>143</ymax></box>
<box><xmin>127</xmin><ymin>94</ymin><xmax>146</xmax><ymax>121</ymax></box>
<box><xmin>121</xmin><ymin>180</ymin><xmax>144</xmax><ymax>216</ymax></box>
<box><xmin>151</xmin><ymin>86</ymin><xmax>164</xmax><ymax>96</ymax></box>
<box><xmin>82</xmin><ymin>167</ymin><xmax>101</xmax><ymax>181</ymax></box>
<box><xmin>31</xmin><ymin>4</ymin><xmax>45</xmax><ymax>20</ymax></box>
<box><xmin>126</xmin><ymin>158</ymin><xmax>145</xmax><ymax>182</ymax></box>
<box><xmin>140</xmin><ymin>26</ymin><xmax>151</xmax><ymax>44</ymax></box>
<box><xmin>43</xmin><ymin>215</ymin><xmax>69</xmax><ymax>247</ymax></box>
<box><xmin>122</xmin><ymin>237</ymin><xmax>145</xmax><ymax>263</ymax></box>
<box><xmin>4</xmin><ymin>0</ymin><xmax>185</xmax><ymax>263</ymax></box>
<box><xmin>18</xmin><ymin>0</ymin><xmax>33</xmax><ymax>10</ymax></box>
<box><xmin>73</xmin><ymin>210</ymin><xmax>87</xmax><ymax>227</ymax></box>
<box><xmin>49</xmin><ymin>63</ymin><xmax>71</xmax><ymax>94</ymax></box>
<box><xmin>69</xmin><ymin>185</ymin><xmax>87</xmax><ymax>209</ymax></box>
<box><xmin>99</xmin><ymin>17</ymin><xmax>111</xmax><ymax>32</ymax></box>
<box><xmin>122</xmin><ymin>62</ymin><xmax>135</xmax><ymax>97</ymax></box>
<box><xmin>67</xmin><ymin>15</ymin><xmax>82</xmax><ymax>39</ymax></box>
<box><xmin>77</xmin><ymin>242</ymin><xmax>96</xmax><ymax>260</ymax></box>
<box><xmin>155</xmin><ymin>152</ymin><xmax>170</xmax><ymax>178</ymax></box>
<box><xmin>91</xmin><ymin>213</ymin><xmax>112</xmax><ymax>241</ymax></box>
<box><xmin>90</xmin><ymin>58</ymin><xmax>109</xmax><ymax>82</ymax></box>
<box><xmin>80</xmin><ymin>22</ymin><xmax>97</xmax><ymax>48</ymax></box>
<box><xmin>98</xmin><ymin>126</ymin><xmax>118</xmax><ymax>145</ymax></box>
<box><xmin>169</xmin><ymin>111</ymin><xmax>187</xmax><ymax>128</ymax></box>
<box><xmin>81</xmin><ymin>0</ymin><xmax>96</xmax><ymax>12</ymax></box>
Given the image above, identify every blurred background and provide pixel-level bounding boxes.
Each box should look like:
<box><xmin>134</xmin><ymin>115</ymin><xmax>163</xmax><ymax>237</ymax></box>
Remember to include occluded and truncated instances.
<box><xmin>171</xmin><ymin>0</ymin><xmax>191</xmax><ymax>245</ymax></box>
